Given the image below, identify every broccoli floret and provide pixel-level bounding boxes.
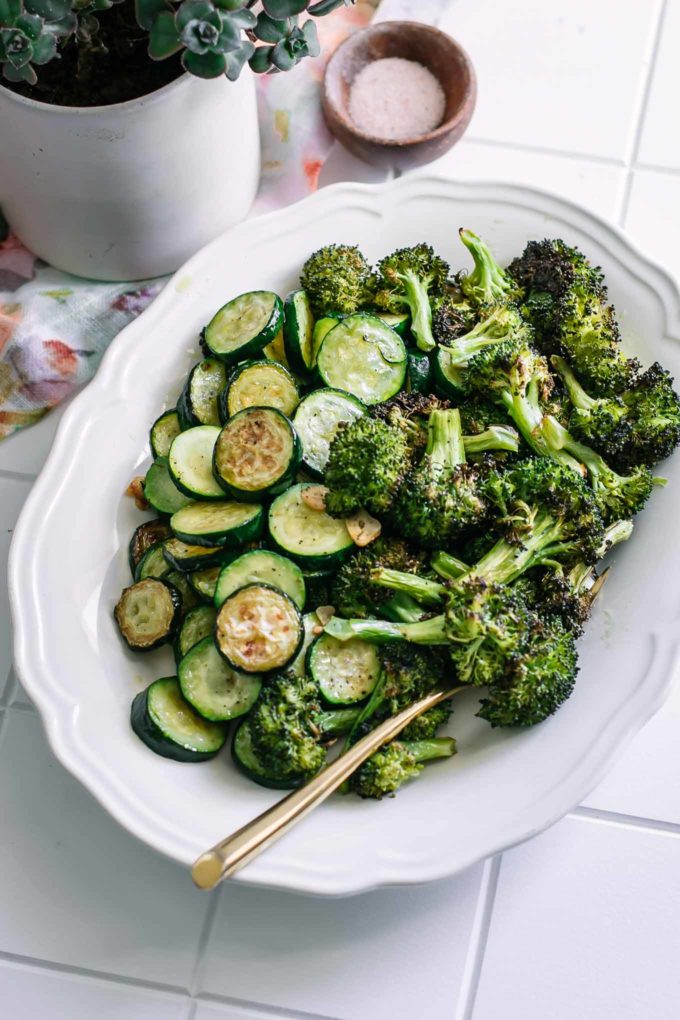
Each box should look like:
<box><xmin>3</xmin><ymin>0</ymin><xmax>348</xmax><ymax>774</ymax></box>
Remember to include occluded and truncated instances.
<box><xmin>300</xmin><ymin>244</ymin><xmax>374</xmax><ymax>316</ymax></box>
<box><xmin>457</xmin><ymin>397</ymin><xmax>508</xmax><ymax>436</ymax></box>
<box><xmin>457</xmin><ymin>228</ymin><xmax>523</xmax><ymax>307</ymax></box>
<box><xmin>349</xmin><ymin>737</ymin><xmax>456</xmax><ymax>799</ymax></box>
<box><xmin>304</xmin><ymin>571</ymin><xmax>334</xmax><ymax>612</ymax></box>
<box><xmin>248</xmin><ymin>672</ymin><xmax>326</xmax><ymax>782</ymax></box>
<box><xmin>374</xmin><ymin>243</ymin><xmax>450</xmax><ymax>352</ymax></box>
<box><xmin>535</xmin><ymin>517</ymin><xmax>633</xmax><ymax>633</ymax></box>
<box><xmin>541</xmin><ymin>414</ymin><xmax>658</xmax><ymax>522</ymax></box>
<box><xmin>508</xmin><ymin>238</ymin><xmax>639</xmax><ymax>395</ymax></box>
<box><xmin>394</xmin><ymin>408</ymin><xmax>489</xmax><ymax>547</ymax></box>
<box><xmin>347</xmin><ymin>642</ymin><xmax>449</xmax><ymax>744</ymax></box>
<box><xmin>325</xmin><ymin>577</ymin><xmax>534</xmax><ymax>688</ymax></box>
<box><xmin>437</xmin><ymin>306</ymin><xmax>532</xmax><ymax>396</ymax></box>
<box><xmin>477</xmin><ymin>614</ymin><xmax>578</xmax><ymax>727</ymax></box>
<box><xmin>324</xmin><ymin>416</ymin><xmax>413</xmax><ymax>518</ymax></box>
<box><xmin>331</xmin><ymin>538</ymin><xmax>427</xmax><ymax>620</ymax></box>
<box><xmin>554</xmin><ymin>355</ymin><xmax>680</xmax><ymax>470</ymax></box>
<box><xmin>432</xmin><ymin>292</ymin><xmax>477</xmax><ymax>345</ymax></box>
<box><xmin>462</xmin><ymin>333</ymin><xmax>660</xmax><ymax>521</ymax></box>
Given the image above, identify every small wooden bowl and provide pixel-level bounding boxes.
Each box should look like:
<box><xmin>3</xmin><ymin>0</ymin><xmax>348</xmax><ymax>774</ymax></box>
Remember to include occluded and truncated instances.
<box><xmin>322</xmin><ymin>21</ymin><xmax>477</xmax><ymax>171</ymax></box>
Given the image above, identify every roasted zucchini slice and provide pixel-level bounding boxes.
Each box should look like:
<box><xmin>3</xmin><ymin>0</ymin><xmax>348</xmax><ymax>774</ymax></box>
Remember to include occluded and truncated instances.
<box><xmin>131</xmin><ymin>677</ymin><xmax>227</xmax><ymax>762</ymax></box>
<box><xmin>177</xmin><ymin>359</ymin><xmax>227</xmax><ymax>429</ymax></box>
<box><xmin>128</xmin><ymin>519</ymin><xmax>172</xmax><ymax>574</ymax></box>
<box><xmin>114</xmin><ymin>578</ymin><xmax>181</xmax><ymax>651</ymax></box>
<box><xmin>215</xmin><ymin>583</ymin><xmax>304</xmax><ymax>674</ymax></box>
<box><xmin>179</xmin><ymin>636</ymin><xmax>262</xmax><ymax>722</ymax></box>
<box><xmin>170</xmin><ymin>500</ymin><xmax>263</xmax><ymax>548</ymax></box>
<box><xmin>212</xmin><ymin>406</ymin><xmax>301</xmax><ymax>500</ymax></box>
<box><xmin>214</xmin><ymin>549</ymin><xmax>306</xmax><ymax>610</ymax></box>
<box><xmin>202</xmin><ymin>291</ymin><xmax>283</xmax><ymax>364</ymax></box>
<box><xmin>221</xmin><ymin>359</ymin><xmax>300</xmax><ymax>420</ymax></box>
<box><xmin>150</xmin><ymin>410</ymin><xmax>181</xmax><ymax>459</ymax></box>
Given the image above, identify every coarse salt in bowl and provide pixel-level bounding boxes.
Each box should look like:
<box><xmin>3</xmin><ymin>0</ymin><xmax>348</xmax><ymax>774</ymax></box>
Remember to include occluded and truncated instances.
<box><xmin>322</xmin><ymin>21</ymin><xmax>477</xmax><ymax>170</ymax></box>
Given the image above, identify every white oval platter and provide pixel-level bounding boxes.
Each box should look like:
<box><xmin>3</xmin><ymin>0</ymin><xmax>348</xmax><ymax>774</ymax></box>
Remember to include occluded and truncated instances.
<box><xmin>9</xmin><ymin>175</ymin><xmax>680</xmax><ymax>896</ymax></box>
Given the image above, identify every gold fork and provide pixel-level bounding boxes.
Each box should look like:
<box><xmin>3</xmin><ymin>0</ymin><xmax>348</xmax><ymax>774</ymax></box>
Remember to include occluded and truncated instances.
<box><xmin>192</xmin><ymin>684</ymin><xmax>465</xmax><ymax>889</ymax></box>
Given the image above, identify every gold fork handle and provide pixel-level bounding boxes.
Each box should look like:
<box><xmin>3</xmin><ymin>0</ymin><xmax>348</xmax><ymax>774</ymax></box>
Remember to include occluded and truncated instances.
<box><xmin>192</xmin><ymin>685</ymin><xmax>461</xmax><ymax>889</ymax></box>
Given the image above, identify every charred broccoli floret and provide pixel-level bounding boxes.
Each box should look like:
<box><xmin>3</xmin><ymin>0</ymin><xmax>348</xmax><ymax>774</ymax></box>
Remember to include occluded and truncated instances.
<box><xmin>508</xmin><ymin>238</ymin><xmax>638</xmax><ymax>395</ymax></box>
<box><xmin>457</xmin><ymin>228</ymin><xmax>523</xmax><ymax>307</ymax></box>
<box><xmin>349</xmin><ymin>738</ymin><xmax>456</xmax><ymax>799</ymax></box>
<box><xmin>324</xmin><ymin>415</ymin><xmax>413</xmax><ymax>518</ymax></box>
<box><xmin>554</xmin><ymin>355</ymin><xmax>680</xmax><ymax>470</ymax></box>
<box><xmin>346</xmin><ymin>642</ymin><xmax>450</xmax><ymax>746</ymax></box>
<box><xmin>248</xmin><ymin>672</ymin><xmax>326</xmax><ymax>782</ymax></box>
<box><xmin>325</xmin><ymin>577</ymin><xmax>535</xmax><ymax>689</ymax></box>
<box><xmin>432</xmin><ymin>293</ymin><xmax>477</xmax><ymax>346</ymax></box>
<box><xmin>541</xmin><ymin>414</ymin><xmax>658</xmax><ymax>522</ymax></box>
<box><xmin>394</xmin><ymin>408</ymin><xmax>490</xmax><ymax>547</ymax></box>
<box><xmin>374</xmin><ymin>243</ymin><xmax>450</xmax><ymax>352</ymax></box>
<box><xmin>300</xmin><ymin>244</ymin><xmax>374</xmax><ymax>316</ymax></box>
<box><xmin>331</xmin><ymin>538</ymin><xmax>428</xmax><ymax>621</ymax></box>
<box><xmin>436</xmin><ymin>305</ymin><xmax>532</xmax><ymax>396</ymax></box>
<box><xmin>477</xmin><ymin>614</ymin><xmax>578</xmax><ymax>727</ymax></box>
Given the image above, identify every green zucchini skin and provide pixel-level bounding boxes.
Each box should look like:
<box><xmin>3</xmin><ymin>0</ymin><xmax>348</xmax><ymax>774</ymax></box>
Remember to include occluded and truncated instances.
<box><xmin>114</xmin><ymin>578</ymin><xmax>182</xmax><ymax>652</ymax></box>
<box><xmin>144</xmin><ymin>457</ymin><xmax>193</xmax><ymax>515</ymax></box>
<box><xmin>212</xmin><ymin>407</ymin><xmax>302</xmax><ymax>501</ymax></box>
<box><xmin>316</xmin><ymin>314</ymin><xmax>407</xmax><ymax>405</ymax></box>
<box><xmin>178</xmin><ymin>637</ymin><xmax>262</xmax><ymax>722</ymax></box>
<box><xmin>307</xmin><ymin>632</ymin><xmax>381</xmax><ymax>706</ymax></box>
<box><xmin>215</xmin><ymin>583</ymin><xmax>304</xmax><ymax>674</ymax></box>
<box><xmin>268</xmin><ymin>483</ymin><xmax>354</xmax><ymax>570</ymax></box>
<box><xmin>175</xmin><ymin>605</ymin><xmax>218</xmax><ymax>661</ymax></box>
<box><xmin>433</xmin><ymin>347</ymin><xmax>464</xmax><ymax>399</ymax></box>
<box><xmin>170</xmin><ymin>500</ymin><xmax>264</xmax><ymax>548</ymax></box>
<box><xmin>283</xmin><ymin>289</ymin><xmax>315</xmax><ymax>375</ymax></box>
<box><xmin>150</xmin><ymin>410</ymin><xmax>181</xmax><ymax>459</ymax></box>
<box><xmin>407</xmin><ymin>351</ymin><xmax>433</xmax><ymax>394</ymax></box>
<box><xmin>214</xmin><ymin>548</ymin><xmax>306</xmax><ymax>610</ymax></box>
<box><xmin>202</xmin><ymin>291</ymin><xmax>284</xmax><ymax>365</ymax></box>
<box><xmin>128</xmin><ymin>520</ymin><xmax>172</xmax><ymax>575</ymax></box>
<box><xmin>163</xmin><ymin>538</ymin><xmax>231</xmax><ymax>573</ymax></box>
<box><xmin>177</xmin><ymin>359</ymin><xmax>227</xmax><ymax>429</ymax></box>
<box><xmin>168</xmin><ymin>426</ymin><xmax>224</xmax><ymax>501</ymax></box>
<box><xmin>134</xmin><ymin>542</ymin><xmax>171</xmax><ymax>582</ymax></box>
<box><xmin>220</xmin><ymin>359</ymin><xmax>300</xmax><ymax>422</ymax></box>
<box><xmin>131</xmin><ymin>677</ymin><xmax>227</xmax><ymax>762</ymax></box>
<box><xmin>187</xmin><ymin>565</ymin><xmax>224</xmax><ymax>602</ymax></box>
<box><xmin>231</xmin><ymin>721</ymin><xmax>306</xmax><ymax>790</ymax></box>
<box><xmin>292</xmin><ymin>388</ymin><xmax>365</xmax><ymax>479</ymax></box>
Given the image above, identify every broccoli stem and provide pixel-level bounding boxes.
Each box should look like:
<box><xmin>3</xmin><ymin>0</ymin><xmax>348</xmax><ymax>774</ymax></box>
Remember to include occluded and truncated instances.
<box><xmin>551</xmin><ymin>354</ymin><xmax>598</xmax><ymax>411</ymax></box>
<box><xmin>324</xmin><ymin>614</ymin><xmax>449</xmax><ymax>645</ymax></box>
<box><xmin>400</xmin><ymin>269</ymin><xmax>436</xmax><ymax>352</ymax></box>
<box><xmin>459</xmin><ymin>228</ymin><xmax>515</xmax><ymax>305</ymax></box>
<box><xmin>426</xmin><ymin>408</ymin><xmax>466</xmax><ymax>468</ymax></box>
<box><xmin>500</xmin><ymin>390</ymin><xmax>585</xmax><ymax>473</ymax></box>
<box><xmin>431</xmin><ymin>551</ymin><xmax>469</xmax><ymax>580</ymax></box>
<box><xmin>596</xmin><ymin>518</ymin><xmax>633</xmax><ymax>556</ymax></box>
<box><xmin>463</xmin><ymin>425</ymin><xmax>520</xmax><ymax>455</ymax></box>
<box><xmin>370</xmin><ymin>567</ymin><xmax>446</xmax><ymax>606</ymax></box>
<box><xmin>318</xmin><ymin>707</ymin><xmax>362</xmax><ymax>738</ymax></box>
<box><xmin>404</xmin><ymin>737</ymin><xmax>457</xmax><ymax>763</ymax></box>
<box><xmin>382</xmin><ymin>592</ymin><xmax>428</xmax><ymax>624</ymax></box>
<box><xmin>541</xmin><ymin>414</ymin><xmax>666</xmax><ymax>492</ymax></box>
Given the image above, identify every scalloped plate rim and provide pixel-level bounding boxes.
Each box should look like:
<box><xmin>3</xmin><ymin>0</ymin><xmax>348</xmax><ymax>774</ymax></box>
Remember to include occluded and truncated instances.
<box><xmin>9</xmin><ymin>175</ymin><xmax>680</xmax><ymax>896</ymax></box>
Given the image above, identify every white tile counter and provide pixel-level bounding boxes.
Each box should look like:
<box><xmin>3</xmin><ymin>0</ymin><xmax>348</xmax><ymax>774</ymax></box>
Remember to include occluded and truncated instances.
<box><xmin>3</xmin><ymin>2</ymin><xmax>680</xmax><ymax>1017</ymax></box>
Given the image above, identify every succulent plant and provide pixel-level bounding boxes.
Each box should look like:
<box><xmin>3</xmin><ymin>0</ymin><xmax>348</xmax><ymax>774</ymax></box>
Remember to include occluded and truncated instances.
<box><xmin>0</xmin><ymin>0</ymin><xmax>354</xmax><ymax>86</ymax></box>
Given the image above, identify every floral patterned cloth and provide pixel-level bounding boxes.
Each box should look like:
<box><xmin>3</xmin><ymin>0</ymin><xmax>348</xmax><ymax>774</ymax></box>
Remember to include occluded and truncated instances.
<box><xmin>0</xmin><ymin>1</ymin><xmax>377</xmax><ymax>442</ymax></box>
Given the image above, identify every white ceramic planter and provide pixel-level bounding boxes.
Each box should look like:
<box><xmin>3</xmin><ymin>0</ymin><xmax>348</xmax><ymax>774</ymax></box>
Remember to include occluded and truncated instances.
<box><xmin>0</xmin><ymin>71</ymin><xmax>260</xmax><ymax>281</ymax></box>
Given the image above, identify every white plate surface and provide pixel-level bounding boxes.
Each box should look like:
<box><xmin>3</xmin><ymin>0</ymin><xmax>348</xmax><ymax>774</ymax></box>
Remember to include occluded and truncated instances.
<box><xmin>10</xmin><ymin>176</ymin><xmax>680</xmax><ymax>896</ymax></box>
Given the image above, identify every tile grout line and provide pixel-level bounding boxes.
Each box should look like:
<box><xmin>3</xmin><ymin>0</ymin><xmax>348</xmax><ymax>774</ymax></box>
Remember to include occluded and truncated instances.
<box><xmin>0</xmin><ymin>949</ymin><xmax>337</xmax><ymax>1020</ymax></box>
<box><xmin>195</xmin><ymin>991</ymin><xmax>342</xmax><ymax>1020</ymax></box>
<box><xmin>188</xmin><ymin>885</ymin><xmax>224</xmax><ymax>998</ymax></box>
<box><xmin>618</xmin><ymin>0</ymin><xmax>669</xmax><ymax>226</ymax></box>
<box><xmin>572</xmin><ymin>805</ymin><xmax>680</xmax><ymax>838</ymax></box>
<box><xmin>454</xmin><ymin>854</ymin><xmax>503</xmax><ymax>1020</ymax></box>
<box><xmin>460</xmin><ymin>133</ymin><xmax>628</xmax><ymax>169</ymax></box>
<box><xmin>0</xmin><ymin>949</ymin><xmax>190</xmax><ymax>1000</ymax></box>
<box><xmin>634</xmin><ymin>159</ymin><xmax>680</xmax><ymax>179</ymax></box>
